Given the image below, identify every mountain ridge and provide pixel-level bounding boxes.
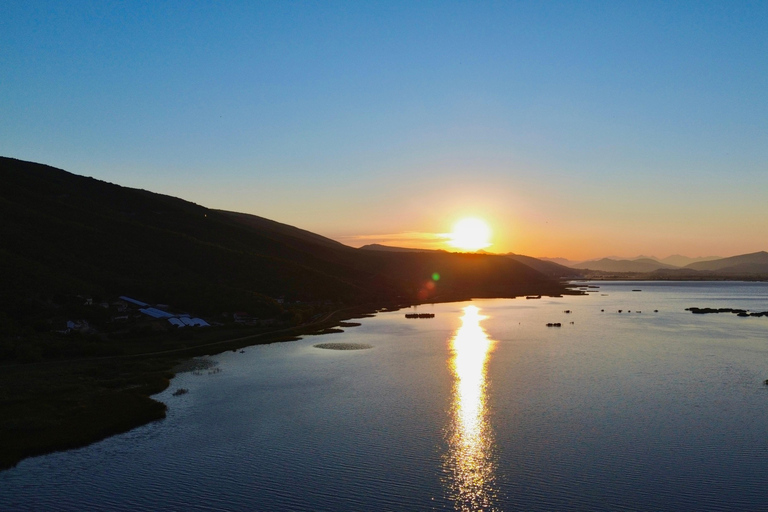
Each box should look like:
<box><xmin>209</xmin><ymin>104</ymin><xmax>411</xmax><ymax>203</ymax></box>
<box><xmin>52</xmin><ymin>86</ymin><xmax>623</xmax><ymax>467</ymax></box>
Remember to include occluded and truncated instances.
<box><xmin>359</xmin><ymin>244</ymin><xmax>582</xmax><ymax>279</ymax></box>
<box><xmin>0</xmin><ymin>156</ymin><xmax>570</xmax><ymax>324</ymax></box>
<box><xmin>570</xmin><ymin>257</ymin><xmax>678</xmax><ymax>273</ymax></box>
<box><xmin>684</xmin><ymin>251</ymin><xmax>768</xmax><ymax>273</ymax></box>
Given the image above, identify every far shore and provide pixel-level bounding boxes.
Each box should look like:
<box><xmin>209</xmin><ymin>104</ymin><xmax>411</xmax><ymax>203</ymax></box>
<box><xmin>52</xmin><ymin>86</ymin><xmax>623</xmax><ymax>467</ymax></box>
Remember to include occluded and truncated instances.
<box><xmin>569</xmin><ymin>274</ymin><xmax>768</xmax><ymax>282</ymax></box>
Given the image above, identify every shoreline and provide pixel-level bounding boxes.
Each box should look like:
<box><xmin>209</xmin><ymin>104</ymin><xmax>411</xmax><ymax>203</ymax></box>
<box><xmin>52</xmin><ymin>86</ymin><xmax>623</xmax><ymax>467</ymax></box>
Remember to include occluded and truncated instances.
<box><xmin>0</xmin><ymin>290</ymin><xmax>578</xmax><ymax>472</ymax></box>
<box><xmin>0</xmin><ymin>303</ymin><xmax>382</xmax><ymax>471</ymax></box>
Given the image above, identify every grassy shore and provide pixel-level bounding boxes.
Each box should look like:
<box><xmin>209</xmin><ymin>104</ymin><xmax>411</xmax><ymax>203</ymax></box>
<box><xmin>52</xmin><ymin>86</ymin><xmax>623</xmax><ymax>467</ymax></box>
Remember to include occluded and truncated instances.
<box><xmin>0</xmin><ymin>303</ymin><xmax>391</xmax><ymax>471</ymax></box>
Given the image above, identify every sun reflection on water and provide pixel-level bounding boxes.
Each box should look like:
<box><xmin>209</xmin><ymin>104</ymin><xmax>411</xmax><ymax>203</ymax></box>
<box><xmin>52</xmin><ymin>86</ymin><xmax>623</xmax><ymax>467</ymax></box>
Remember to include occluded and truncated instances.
<box><xmin>444</xmin><ymin>304</ymin><xmax>499</xmax><ymax>511</ymax></box>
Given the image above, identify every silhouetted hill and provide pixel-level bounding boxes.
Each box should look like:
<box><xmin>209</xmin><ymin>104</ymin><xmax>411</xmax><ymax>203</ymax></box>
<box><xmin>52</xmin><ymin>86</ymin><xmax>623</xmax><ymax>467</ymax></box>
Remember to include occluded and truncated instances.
<box><xmin>539</xmin><ymin>257</ymin><xmax>578</xmax><ymax>267</ymax></box>
<box><xmin>222</xmin><ymin>210</ymin><xmax>349</xmax><ymax>250</ymax></box>
<box><xmin>0</xmin><ymin>157</ymin><xmax>378</xmax><ymax>319</ymax></box>
<box><xmin>571</xmin><ymin>257</ymin><xmax>677</xmax><ymax>273</ymax></box>
<box><xmin>504</xmin><ymin>253</ymin><xmax>584</xmax><ymax>279</ymax></box>
<box><xmin>0</xmin><ymin>157</ymin><xmax>569</xmax><ymax>327</ymax></box>
<box><xmin>360</xmin><ymin>244</ymin><xmax>581</xmax><ymax>280</ymax></box>
<box><xmin>359</xmin><ymin>244</ymin><xmax>445</xmax><ymax>253</ymax></box>
<box><xmin>684</xmin><ymin>251</ymin><xmax>768</xmax><ymax>274</ymax></box>
<box><xmin>659</xmin><ymin>254</ymin><xmax>721</xmax><ymax>267</ymax></box>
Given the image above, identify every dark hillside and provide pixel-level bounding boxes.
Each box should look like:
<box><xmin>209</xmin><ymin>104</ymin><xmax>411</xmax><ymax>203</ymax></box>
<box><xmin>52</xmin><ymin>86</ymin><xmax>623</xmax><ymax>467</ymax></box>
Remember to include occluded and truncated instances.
<box><xmin>0</xmin><ymin>157</ymin><xmax>569</xmax><ymax>322</ymax></box>
<box><xmin>360</xmin><ymin>250</ymin><xmax>566</xmax><ymax>300</ymax></box>
<box><xmin>0</xmin><ymin>158</ymin><xmax>376</xmax><ymax>319</ymax></box>
<box><xmin>221</xmin><ymin>210</ymin><xmax>350</xmax><ymax>250</ymax></box>
<box><xmin>359</xmin><ymin>243</ymin><xmax>445</xmax><ymax>253</ymax></box>
<box><xmin>360</xmin><ymin>243</ymin><xmax>580</xmax><ymax>281</ymax></box>
<box><xmin>685</xmin><ymin>251</ymin><xmax>768</xmax><ymax>274</ymax></box>
<box><xmin>505</xmin><ymin>253</ymin><xmax>584</xmax><ymax>279</ymax></box>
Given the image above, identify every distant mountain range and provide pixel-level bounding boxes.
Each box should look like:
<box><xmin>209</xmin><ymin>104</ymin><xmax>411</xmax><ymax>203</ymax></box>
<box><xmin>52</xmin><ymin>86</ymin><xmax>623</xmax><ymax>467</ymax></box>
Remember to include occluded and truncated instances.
<box><xmin>561</xmin><ymin>253</ymin><xmax>768</xmax><ymax>276</ymax></box>
<box><xmin>569</xmin><ymin>257</ymin><xmax>679</xmax><ymax>273</ymax></box>
<box><xmin>657</xmin><ymin>254</ymin><xmax>722</xmax><ymax>267</ymax></box>
<box><xmin>541</xmin><ymin>254</ymin><xmax>722</xmax><ymax>268</ymax></box>
<box><xmin>683</xmin><ymin>251</ymin><xmax>768</xmax><ymax>274</ymax></box>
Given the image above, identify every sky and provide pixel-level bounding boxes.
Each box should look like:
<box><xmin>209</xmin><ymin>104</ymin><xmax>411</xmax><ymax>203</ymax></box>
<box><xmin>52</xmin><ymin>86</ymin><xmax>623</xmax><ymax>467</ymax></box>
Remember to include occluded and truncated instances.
<box><xmin>2</xmin><ymin>1</ymin><xmax>767</xmax><ymax>260</ymax></box>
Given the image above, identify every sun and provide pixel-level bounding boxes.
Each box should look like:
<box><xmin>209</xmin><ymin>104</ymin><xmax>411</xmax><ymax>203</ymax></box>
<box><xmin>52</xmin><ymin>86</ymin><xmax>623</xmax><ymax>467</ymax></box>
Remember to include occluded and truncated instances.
<box><xmin>448</xmin><ymin>218</ymin><xmax>492</xmax><ymax>252</ymax></box>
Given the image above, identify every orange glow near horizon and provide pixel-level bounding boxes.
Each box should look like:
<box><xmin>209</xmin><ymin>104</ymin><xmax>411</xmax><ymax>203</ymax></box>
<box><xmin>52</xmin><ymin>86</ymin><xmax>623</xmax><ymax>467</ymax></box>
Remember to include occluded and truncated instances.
<box><xmin>448</xmin><ymin>218</ymin><xmax>493</xmax><ymax>252</ymax></box>
<box><xmin>340</xmin><ymin>214</ymin><xmax>740</xmax><ymax>261</ymax></box>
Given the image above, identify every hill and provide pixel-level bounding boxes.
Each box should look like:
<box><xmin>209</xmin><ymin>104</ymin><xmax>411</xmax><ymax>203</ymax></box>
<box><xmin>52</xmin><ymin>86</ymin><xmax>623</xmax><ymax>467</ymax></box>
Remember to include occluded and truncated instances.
<box><xmin>0</xmin><ymin>156</ymin><xmax>570</xmax><ymax>339</ymax></box>
<box><xmin>504</xmin><ymin>253</ymin><xmax>584</xmax><ymax>279</ymax></box>
<box><xmin>0</xmin><ymin>157</ymin><xmax>371</xmax><ymax>321</ymax></box>
<box><xmin>684</xmin><ymin>251</ymin><xmax>768</xmax><ymax>274</ymax></box>
<box><xmin>360</xmin><ymin>244</ymin><xmax>582</xmax><ymax>280</ymax></box>
<box><xmin>658</xmin><ymin>254</ymin><xmax>721</xmax><ymax>267</ymax></box>
<box><xmin>539</xmin><ymin>257</ymin><xmax>579</xmax><ymax>267</ymax></box>
<box><xmin>222</xmin><ymin>210</ymin><xmax>352</xmax><ymax>250</ymax></box>
<box><xmin>571</xmin><ymin>257</ymin><xmax>678</xmax><ymax>273</ymax></box>
<box><xmin>359</xmin><ymin>243</ymin><xmax>445</xmax><ymax>253</ymax></box>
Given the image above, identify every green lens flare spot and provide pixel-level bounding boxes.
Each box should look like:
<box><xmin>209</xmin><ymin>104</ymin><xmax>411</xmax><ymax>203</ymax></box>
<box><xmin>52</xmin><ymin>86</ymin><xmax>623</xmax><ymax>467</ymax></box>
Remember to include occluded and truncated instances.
<box><xmin>432</xmin><ymin>273</ymin><xmax>440</xmax><ymax>281</ymax></box>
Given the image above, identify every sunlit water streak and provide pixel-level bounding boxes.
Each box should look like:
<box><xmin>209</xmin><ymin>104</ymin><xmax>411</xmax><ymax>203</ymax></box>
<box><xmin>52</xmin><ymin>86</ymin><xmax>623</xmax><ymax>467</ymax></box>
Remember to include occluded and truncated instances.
<box><xmin>444</xmin><ymin>305</ymin><xmax>500</xmax><ymax>511</ymax></box>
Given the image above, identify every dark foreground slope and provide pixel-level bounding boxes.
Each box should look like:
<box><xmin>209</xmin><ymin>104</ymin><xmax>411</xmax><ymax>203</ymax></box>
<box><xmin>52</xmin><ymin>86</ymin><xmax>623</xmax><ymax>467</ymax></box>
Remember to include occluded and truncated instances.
<box><xmin>1</xmin><ymin>157</ymin><xmax>565</xmax><ymax>320</ymax></box>
<box><xmin>0</xmin><ymin>157</ymin><xmax>570</xmax><ymax>470</ymax></box>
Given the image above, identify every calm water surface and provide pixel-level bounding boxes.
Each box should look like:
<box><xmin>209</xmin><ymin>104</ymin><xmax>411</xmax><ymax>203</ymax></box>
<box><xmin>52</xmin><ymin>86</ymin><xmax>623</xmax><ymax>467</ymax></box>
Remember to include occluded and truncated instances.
<box><xmin>3</xmin><ymin>281</ymin><xmax>768</xmax><ymax>511</ymax></box>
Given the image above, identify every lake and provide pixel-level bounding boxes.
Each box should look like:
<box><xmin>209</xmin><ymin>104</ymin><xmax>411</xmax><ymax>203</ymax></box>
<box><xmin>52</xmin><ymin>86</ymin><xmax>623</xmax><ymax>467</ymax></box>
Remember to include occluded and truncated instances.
<box><xmin>3</xmin><ymin>281</ymin><xmax>768</xmax><ymax>511</ymax></box>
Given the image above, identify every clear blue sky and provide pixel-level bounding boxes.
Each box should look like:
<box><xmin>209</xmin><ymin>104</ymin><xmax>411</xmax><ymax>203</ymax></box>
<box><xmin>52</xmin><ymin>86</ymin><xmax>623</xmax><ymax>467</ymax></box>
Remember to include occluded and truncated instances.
<box><xmin>2</xmin><ymin>1</ymin><xmax>767</xmax><ymax>259</ymax></box>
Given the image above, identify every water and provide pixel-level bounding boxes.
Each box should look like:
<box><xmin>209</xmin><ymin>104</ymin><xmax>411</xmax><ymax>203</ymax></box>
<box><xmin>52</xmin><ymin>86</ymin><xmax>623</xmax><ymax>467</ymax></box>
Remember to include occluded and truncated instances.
<box><xmin>3</xmin><ymin>281</ymin><xmax>768</xmax><ymax>511</ymax></box>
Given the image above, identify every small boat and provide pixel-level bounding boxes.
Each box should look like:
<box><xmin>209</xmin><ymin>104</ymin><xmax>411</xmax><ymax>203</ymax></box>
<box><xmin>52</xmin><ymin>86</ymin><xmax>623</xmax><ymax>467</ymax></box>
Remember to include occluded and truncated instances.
<box><xmin>526</xmin><ymin>295</ymin><xmax>542</xmax><ymax>299</ymax></box>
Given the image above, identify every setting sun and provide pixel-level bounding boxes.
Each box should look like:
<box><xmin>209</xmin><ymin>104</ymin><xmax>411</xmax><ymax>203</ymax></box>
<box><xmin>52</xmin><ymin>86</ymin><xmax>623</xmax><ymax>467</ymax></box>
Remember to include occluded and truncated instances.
<box><xmin>448</xmin><ymin>218</ymin><xmax>492</xmax><ymax>252</ymax></box>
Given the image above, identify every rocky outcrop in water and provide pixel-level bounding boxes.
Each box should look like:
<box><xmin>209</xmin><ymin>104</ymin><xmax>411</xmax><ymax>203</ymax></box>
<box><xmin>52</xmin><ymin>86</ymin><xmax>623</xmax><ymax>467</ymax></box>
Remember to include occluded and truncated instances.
<box><xmin>686</xmin><ymin>307</ymin><xmax>768</xmax><ymax>317</ymax></box>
